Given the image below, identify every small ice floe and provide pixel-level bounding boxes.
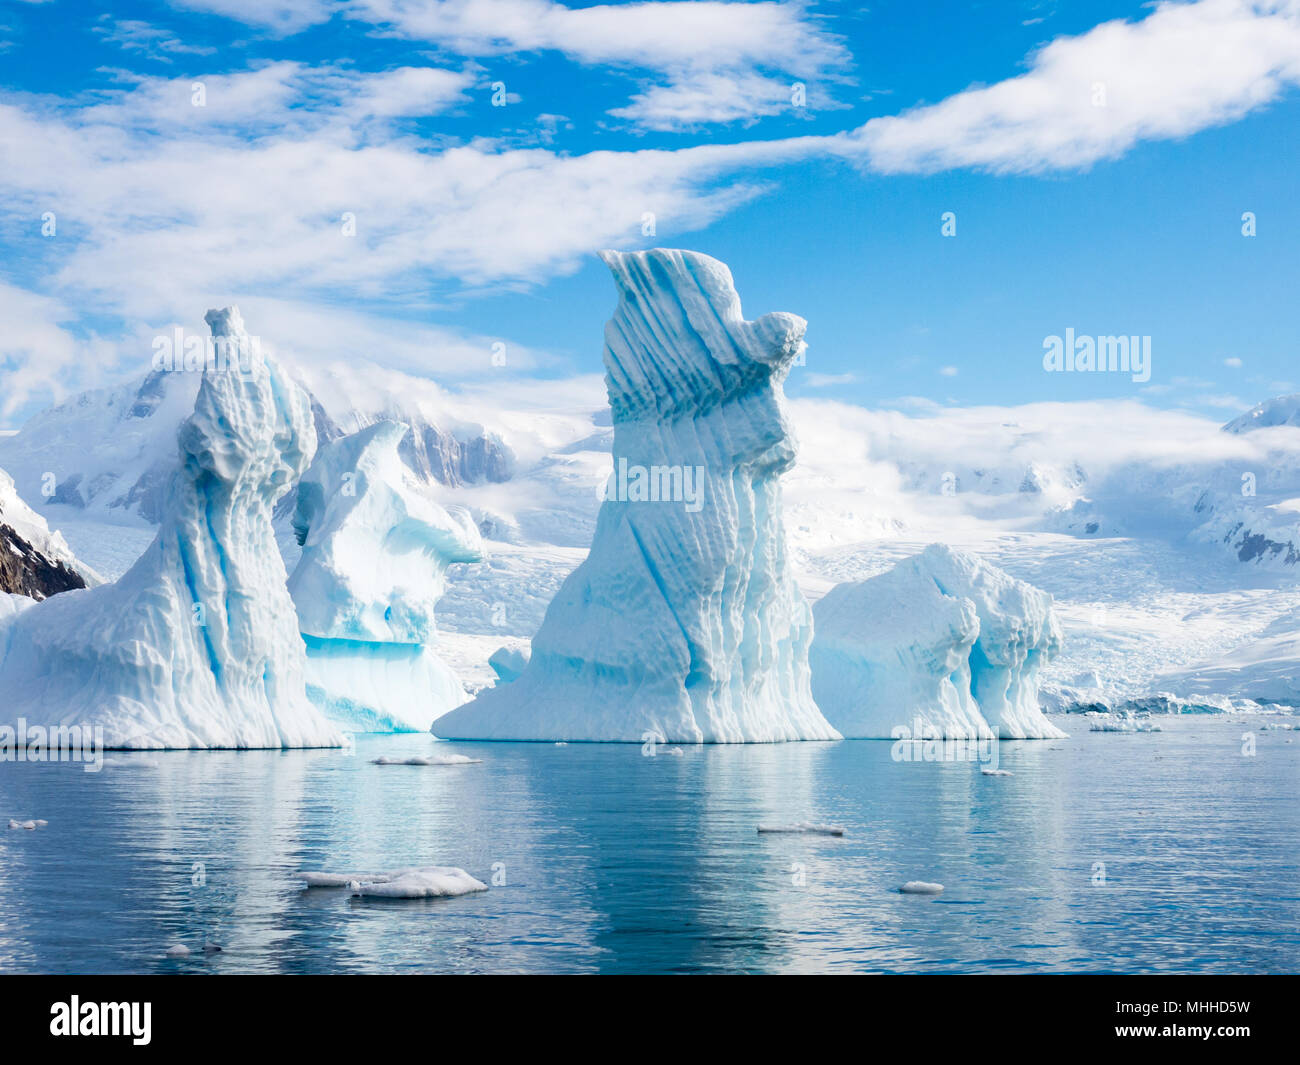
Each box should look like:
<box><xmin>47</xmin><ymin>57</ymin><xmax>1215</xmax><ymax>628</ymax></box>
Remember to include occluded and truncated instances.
<box><xmin>299</xmin><ymin>867</ymin><xmax>487</xmax><ymax>899</ymax></box>
<box><xmin>8</xmin><ymin>819</ymin><xmax>44</xmax><ymax>830</ymax></box>
<box><xmin>900</xmin><ymin>881</ymin><xmax>944</xmax><ymax>895</ymax></box>
<box><xmin>554</xmin><ymin>741</ymin><xmax>568</xmax><ymax>746</ymax></box>
<box><xmin>981</xmin><ymin>768</ymin><xmax>1012</xmax><ymax>776</ymax></box>
<box><xmin>757</xmin><ymin>822</ymin><xmax>845</xmax><ymax>836</ymax></box>
<box><xmin>664</xmin><ymin>747</ymin><xmax>684</xmax><ymax>756</ymax></box>
<box><xmin>101</xmin><ymin>757</ymin><xmax>161</xmax><ymax>769</ymax></box>
<box><xmin>1262</xmin><ymin>722</ymin><xmax>1297</xmax><ymax>731</ymax></box>
<box><xmin>370</xmin><ymin>754</ymin><xmax>482</xmax><ymax>766</ymax></box>
<box><xmin>165</xmin><ymin>944</ymin><xmax>191</xmax><ymax>958</ymax></box>
<box><xmin>1090</xmin><ymin>718</ymin><xmax>1161</xmax><ymax>733</ymax></box>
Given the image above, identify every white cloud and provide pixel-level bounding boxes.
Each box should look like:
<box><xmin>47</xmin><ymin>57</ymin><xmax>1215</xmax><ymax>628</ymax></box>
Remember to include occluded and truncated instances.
<box><xmin>93</xmin><ymin>17</ymin><xmax>218</xmax><ymax>60</ymax></box>
<box><xmin>172</xmin><ymin>0</ymin><xmax>853</xmax><ymax>129</ymax></box>
<box><xmin>169</xmin><ymin>0</ymin><xmax>333</xmax><ymax>34</ymax></box>
<box><xmin>609</xmin><ymin>71</ymin><xmax>841</xmax><ymax>130</ymax></box>
<box><xmin>73</xmin><ymin>62</ymin><xmax>475</xmax><ymax>138</ymax></box>
<box><xmin>1224</xmin><ymin>356</ymin><xmax>1244</xmax><ymax>367</ymax></box>
<box><xmin>0</xmin><ymin>283</ymin><xmax>122</xmax><ymax>418</ymax></box>
<box><xmin>4</xmin><ymin>0</ymin><xmax>1300</xmax><ymax>415</ymax></box>
<box><xmin>800</xmin><ymin>371</ymin><xmax>857</xmax><ymax>388</ymax></box>
<box><xmin>855</xmin><ymin>0</ymin><xmax>1300</xmax><ymax>174</ymax></box>
<box><xmin>939</xmin><ymin>365</ymin><xmax>959</xmax><ymax>376</ymax></box>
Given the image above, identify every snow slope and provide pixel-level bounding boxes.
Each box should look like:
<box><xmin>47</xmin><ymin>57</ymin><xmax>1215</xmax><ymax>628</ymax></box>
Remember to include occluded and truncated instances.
<box><xmin>434</xmin><ymin>249</ymin><xmax>839</xmax><ymax>743</ymax></box>
<box><xmin>0</xmin><ymin>466</ymin><xmax>98</xmax><ymax>599</ymax></box>
<box><xmin>0</xmin><ymin>308</ymin><xmax>341</xmax><ymax>749</ymax></box>
<box><xmin>288</xmin><ymin>419</ymin><xmax>483</xmax><ymax>731</ymax></box>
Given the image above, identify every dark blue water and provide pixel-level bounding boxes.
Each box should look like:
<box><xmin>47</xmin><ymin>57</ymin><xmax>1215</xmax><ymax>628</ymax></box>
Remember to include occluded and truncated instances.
<box><xmin>1</xmin><ymin>717</ymin><xmax>1297</xmax><ymax>973</ymax></box>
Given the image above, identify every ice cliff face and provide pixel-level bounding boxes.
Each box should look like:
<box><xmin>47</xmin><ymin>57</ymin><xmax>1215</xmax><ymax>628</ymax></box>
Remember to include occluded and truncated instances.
<box><xmin>434</xmin><ymin>248</ymin><xmax>840</xmax><ymax>743</ymax></box>
<box><xmin>0</xmin><ymin>467</ymin><xmax>95</xmax><ymax>599</ymax></box>
<box><xmin>810</xmin><ymin>545</ymin><xmax>1065</xmax><ymax>739</ymax></box>
<box><xmin>288</xmin><ymin>420</ymin><xmax>483</xmax><ymax>731</ymax></box>
<box><xmin>0</xmin><ymin>308</ymin><xmax>341</xmax><ymax>749</ymax></box>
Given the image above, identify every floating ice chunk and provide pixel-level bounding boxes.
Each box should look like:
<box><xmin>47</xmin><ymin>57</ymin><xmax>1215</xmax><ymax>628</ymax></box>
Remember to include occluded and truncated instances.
<box><xmin>299</xmin><ymin>867</ymin><xmax>486</xmax><ymax>898</ymax></box>
<box><xmin>369</xmin><ymin>754</ymin><xmax>481</xmax><ymax>766</ymax></box>
<box><xmin>981</xmin><ymin>768</ymin><xmax>1013</xmax><ymax>776</ymax></box>
<box><xmin>757</xmin><ymin>822</ymin><xmax>844</xmax><ymax>836</ymax></box>
<box><xmin>664</xmin><ymin>747</ymin><xmax>684</xmax><ymax>756</ymax></box>
<box><xmin>811</xmin><ymin>544</ymin><xmax>1064</xmax><ymax>739</ymax></box>
<box><xmin>349</xmin><ymin>867</ymin><xmax>488</xmax><ymax>899</ymax></box>
<box><xmin>554</xmin><ymin>741</ymin><xmax>568</xmax><ymax>746</ymax></box>
<box><xmin>165</xmin><ymin>944</ymin><xmax>191</xmax><ymax>958</ymax></box>
<box><xmin>8</xmin><ymin>819</ymin><xmax>36</xmax><ymax>830</ymax></box>
<box><xmin>1090</xmin><ymin>718</ymin><xmax>1161</xmax><ymax>732</ymax></box>
<box><xmin>0</xmin><ymin>307</ymin><xmax>341</xmax><ymax>750</ymax></box>
<box><xmin>289</xmin><ymin>420</ymin><xmax>483</xmax><ymax>732</ymax></box>
<box><xmin>434</xmin><ymin>249</ymin><xmax>839</xmax><ymax>743</ymax></box>
<box><xmin>299</xmin><ymin>871</ymin><xmax>388</xmax><ymax>887</ymax></box>
<box><xmin>900</xmin><ymin>881</ymin><xmax>944</xmax><ymax>894</ymax></box>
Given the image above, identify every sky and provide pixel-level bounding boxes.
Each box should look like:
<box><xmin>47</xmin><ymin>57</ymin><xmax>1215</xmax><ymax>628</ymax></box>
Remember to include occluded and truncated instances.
<box><xmin>0</xmin><ymin>0</ymin><xmax>1298</xmax><ymax>428</ymax></box>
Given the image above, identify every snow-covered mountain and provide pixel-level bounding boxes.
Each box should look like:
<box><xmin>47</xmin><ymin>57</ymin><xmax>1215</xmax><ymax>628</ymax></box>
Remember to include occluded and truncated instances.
<box><xmin>0</xmin><ymin>361</ymin><xmax>516</xmax><ymax>529</ymax></box>
<box><xmin>1223</xmin><ymin>394</ymin><xmax>1300</xmax><ymax>434</ymax></box>
<box><xmin>0</xmin><ymin>466</ymin><xmax>97</xmax><ymax>599</ymax></box>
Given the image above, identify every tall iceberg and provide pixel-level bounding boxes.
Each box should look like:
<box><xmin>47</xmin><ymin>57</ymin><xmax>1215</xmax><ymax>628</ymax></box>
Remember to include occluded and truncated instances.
<box><xmin>434</xmin><ymin>248</ymin><xmax>839</xmax><ymax>743</ymax></box>
<box><xmin>0</xmin><ymin>308</ymin><xmax>341</xmax><ymax>749</ymax></box>
<box><xmin>288</xmin><ymin>420</ymin><xmax>483</xmax><ymax>731</ymax></box>
<box><xmin>810</xmin><ymin>544</ymin><xmax>1065</xmax><ymax>739</ymax></box>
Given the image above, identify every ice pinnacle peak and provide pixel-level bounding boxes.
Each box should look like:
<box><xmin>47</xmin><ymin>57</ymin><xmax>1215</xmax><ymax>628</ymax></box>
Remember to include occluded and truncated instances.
<box><xmin>433</xmin><ymin>248</ymin><xmax>836</xmax><ymax>743</ymax></box>
<box><xmin>597</xmin><ymin>249</ymin><xmax>808</xmax><ymax>426</ymax></box>
<box><xmin>204</xmin><ymin>305</ymin><xmax>246</xmax><ymax>338</ymax></box>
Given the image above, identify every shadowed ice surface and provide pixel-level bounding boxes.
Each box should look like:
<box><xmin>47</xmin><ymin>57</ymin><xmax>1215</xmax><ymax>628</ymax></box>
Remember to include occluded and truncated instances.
<box><xmin>0</xmin><ymin>716</ymin><xmax>1296</xmax><ymax>973</ymax></box>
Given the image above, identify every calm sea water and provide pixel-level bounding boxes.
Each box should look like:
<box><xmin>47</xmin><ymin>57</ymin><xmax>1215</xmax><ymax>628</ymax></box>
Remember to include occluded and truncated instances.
<box><xmin>1</xmin><ymin>716</ymin><xmax>1297</xmax><ymax>974</ymax></box>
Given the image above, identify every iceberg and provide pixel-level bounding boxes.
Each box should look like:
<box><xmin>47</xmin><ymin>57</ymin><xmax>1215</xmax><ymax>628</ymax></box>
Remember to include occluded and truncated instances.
<box><xmin>287</xmin><ymin>420</ymin><xmax>483</xmax><ymax>731</ymax></box>
<box><xmin>434</xmin><ymin>248</ymin><xmax>839</xmax><ymax>743</ymax></box>
<box><xmin>810</xmin><ymin>544</ymin><xmax>1065</xmax><ymax>739</ymax></box>
<box><xmin>0</xmin><ymin>308</ymin><xmax>341</xmax><ymax>749</ymax></box>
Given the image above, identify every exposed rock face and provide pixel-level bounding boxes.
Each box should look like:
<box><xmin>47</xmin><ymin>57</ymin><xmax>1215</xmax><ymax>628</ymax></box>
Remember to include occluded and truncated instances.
<box><xmin>0</xmin><ymin>467</ymin><xmax>92</xmax><ymax>600</ymax></box>
<box><xmin>0</xmin><ymin>523</ymin><xmax>86</xmax><ymax>600</ymax></box>
<box><xmin>434</xmin><ymin>248</ymin><xmax>839</xmax><ymax>743</ymax></box>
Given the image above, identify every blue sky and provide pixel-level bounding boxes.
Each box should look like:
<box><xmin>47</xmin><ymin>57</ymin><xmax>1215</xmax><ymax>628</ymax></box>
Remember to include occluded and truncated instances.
<box><xmin>1</xmin><ymin>0</ymin><xmax>1298</xmax><ymax>426</ymax></box>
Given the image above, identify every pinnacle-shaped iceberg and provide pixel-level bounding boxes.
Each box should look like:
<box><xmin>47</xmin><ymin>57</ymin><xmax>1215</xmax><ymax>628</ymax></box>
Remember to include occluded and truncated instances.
<box><xmin>810</xmin><ymin>544</ymin><xmax>1065</xmax><ymax>739</ymax></box>
<box><xmin>434</xmin><ymin>248</ymin><xmax>840</xmax><ymax>743</ymax></box>
<box><xmin>0</xmin><ymin>308</ymin><xmax>342</xmax><ymax>749</ymax></box>
<box><xmin>288</xmin><ymin>420</ymin><xmax>483</xmax><ymax>731</ymax></box>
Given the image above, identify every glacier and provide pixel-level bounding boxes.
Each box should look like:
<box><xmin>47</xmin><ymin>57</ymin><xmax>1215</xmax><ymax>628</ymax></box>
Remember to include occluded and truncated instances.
<box><xmin>287</xmin><ymin>419</ymin><xmax>483</xmax><ymax>732</ymax></box>
<box><xmin>434</xmin><ymin>248</ymin><xmax>840</xmax><ymax>743</ymax></box>
<box><xmin>0</xmin><ymin>308</ymin><xmax>342</xmax><ymax>749</ymax></box>
<box><xmin>810</xmin><ymin>544</ymin><xmax>1065</xmax><ymax>739</ymax></box>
